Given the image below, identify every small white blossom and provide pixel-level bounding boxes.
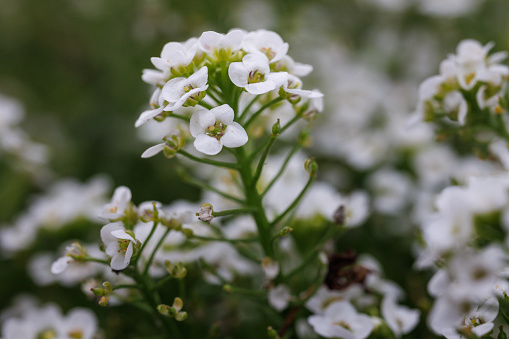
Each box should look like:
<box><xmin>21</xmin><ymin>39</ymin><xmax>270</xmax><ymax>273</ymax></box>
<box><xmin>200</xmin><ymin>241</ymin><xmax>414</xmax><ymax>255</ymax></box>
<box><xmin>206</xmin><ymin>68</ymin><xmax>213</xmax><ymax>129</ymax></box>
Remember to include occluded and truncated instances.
<box><xmin>199</xmin><ymin>30</ymin><xmax>244</xmax><ymax>60</ymax></box>
<box><xmin>268</xmin><ymin>284</ymin><xmax>291</xmax><ymax>311</ymax></box>
<box><xmin>190</xmin><ymin>104</ymin><xmax>248</xmax><ymax>155</ymax></box>
<box><xmin>242</xmin><ymin>29</ymin><xmax>289</xmax><ymax>63</ymax></box>
<box><xmin>381</xmin><ymin>296</ymin><xmax>420</xmax><ymax>337</ymax></box>
<box><xmin>100</xmin><ymin>186</ymin><xmax>132</xmax><ymax>220</ymax></box>
<box><xmin>162</xmin><ymin>66</ymin><xmax>209</xmax><ymax>111</ymax></box>
<box><xmin>100</xmin><ymin>222</ymin><xmax>137</xmax><ymax>270</ymax></box>
<box><xmin>228</xmin><ymin>53</ymin><xmax>288</xmax><ymax>95</ymax></box>
<box><xmin>150</xmin><ymin>37</ymin><xmax>199</xmax><ymax>72</ymax></box>
<box><xmin>308</xmin><ymin>301</ymin><xmax>374</xmax><ymax>339</ymax></box>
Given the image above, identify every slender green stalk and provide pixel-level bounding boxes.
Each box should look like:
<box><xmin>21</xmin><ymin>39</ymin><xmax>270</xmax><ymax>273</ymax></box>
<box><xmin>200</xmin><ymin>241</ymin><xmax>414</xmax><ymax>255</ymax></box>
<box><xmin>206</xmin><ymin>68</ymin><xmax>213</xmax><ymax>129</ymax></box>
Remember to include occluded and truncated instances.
<box><xmin>182</xmin><ymin>176</ymin><xmax>244</xmax><ymax>204</ymax></box>
<box><xmin>134</xmin><ymin>221</ymin><xmax>159</xmax><ymax>265</ymax></box>
<box><xmin>198</xmin><ymin>101</ymin><xmax>214</xmax><ymax>110</ymax></box>
<box><xmin>213</xmin><ymin>207</ymin><xmax>257</xmax><ymax>217</ymax></box>
<box><xmin>239</xmin><ymin>94</ymin><xmax>260</xmax><ymax>121</ymax></box>
<box><xmin>261</xmin><ymin>143</ymin><xmax>301</xmax><ymax>197</ymax></box>
<box><xmin>170</xmin><ymin>113</ymin><xmax>190</xmax><ymax>122</ymax></box>
<box><xmin>244</xmin><ymin>97</ymin><xmax>284</xmax><ymax>128</ymax></box>
<box><xmin>271</xmin><ymin>174</ymin><xmax>315</xmax><ymax>227</ymax></box>
<box><xmin>83</xmin><ymin>257</ymin><xmax>109</xmax><ymax>265</ymax></box>
<box><xmin>224</xmin><ymin>285</ymin><xmax>266</xmax><ymax>297</ymax></box>
<box><xmin>177</xmin><ymin>149</ymin><xmax>239</xmax><ymax>170</ymax></box>
<box><xmin>235</xmin><ymin>147</ymin><xmax>274</xmax><ymax>257</ymax></box>
<box><xmin>143</xmin><ymin>228</ymin><xmax>171</xmax><ymax>277</ymax></box>
<box><xmin>113</xmin><ymin>284</ymin><xmax>140</xmax><ymax>291</ymax></box>
<box><xmin>280</xmin><ymin>114</ymin><xmax>301</xmax><ymax>134</ymax></box>
<box><xmin>251</xmin><ymin>136</ymin><xmax>277</xmax><ymax>188</ymax></box>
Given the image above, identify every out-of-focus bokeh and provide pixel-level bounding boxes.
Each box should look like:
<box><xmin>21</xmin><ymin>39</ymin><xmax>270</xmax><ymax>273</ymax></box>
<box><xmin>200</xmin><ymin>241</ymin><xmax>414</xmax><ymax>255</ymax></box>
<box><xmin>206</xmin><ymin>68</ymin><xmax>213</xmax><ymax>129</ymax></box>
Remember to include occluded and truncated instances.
<box><xmin>2</xmin><ymin>0</ymin><xmax>509</xmax><ymax>337</ymax></box>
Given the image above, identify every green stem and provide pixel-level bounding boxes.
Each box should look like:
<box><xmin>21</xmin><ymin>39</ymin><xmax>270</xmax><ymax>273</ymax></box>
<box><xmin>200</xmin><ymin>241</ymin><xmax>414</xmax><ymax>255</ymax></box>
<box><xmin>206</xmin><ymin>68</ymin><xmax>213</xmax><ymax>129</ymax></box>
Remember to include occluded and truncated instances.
<box><xmin>83</xmin><ymin>257</ymin><xmax>109</xmax><ymax>265</ymax></box>
<box><xmin>170</xmin><ymin>113</ymin><xmax>190</xmax><ymax>122</ymax></box>
<box><xmin>261</xmin><ymin>143</ymin><xmax>301</xmax><ymax>198</ymax></box>
<box><xmin>177</xmin><ymin>149</ymin><xmax>239</xmax><ymax>170</ymax></box>
<box><xmin>113</xmin><ymin>284</ymin><xmax>140</xmax><ymax>291</ymax></box>
<box><xmin>213</xmin><ymin>207</ymin><xmax>257</xmax><ymax>217</ymax></box>
<box><xmin>239</xmin><ymin>95</ymin><xmax>261</xmax><ymax>121</ymax></box>
<box><xmin>271</xmin><ymin>174</ymin><xmax>315</xmax><ymax>227</ymax></box>
<box><xmin>280</xmin><ymin>114</ymin><xmax>301</xmax><ymax>134</ymax></box>
<box><xmin>144</xmin><ymin>228</ymin><xmax>171</xmax><ymax>277</ymax></box>
<box><xmin>224</xmin><ymin>285</ymin><xmax>266</xmax><ymax>297</ymax></box>
<box><xmin>251</xmin><ymin>136</ymin><xmax>277</xmax><ymax>188</ymax></box>
<box><xmin>244</xmin><ymin>97</ymin><xmax>284</xmax><ymax>128</ymax></box>
<box><xmin>198</xmin><ymin>101</ymin><xmax>214</xmax><ymax>110</ymax></box>
<box><xmin>134</xmin><ymin>221</ymin><xmax>159</xmax><ymax>265</ymax></box>
<box><xmin>235</xmin><ymin>147</ymin><xmax>274</xmax><ymax>257</ymax></box>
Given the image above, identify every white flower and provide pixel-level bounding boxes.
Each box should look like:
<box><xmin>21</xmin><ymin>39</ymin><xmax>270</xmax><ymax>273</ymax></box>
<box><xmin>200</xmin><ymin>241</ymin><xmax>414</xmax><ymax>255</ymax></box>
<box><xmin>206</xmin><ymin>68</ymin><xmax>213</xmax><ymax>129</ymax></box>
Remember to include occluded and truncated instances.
<box><xmin>242</xmin><ymin>29</ymin><xmax>289</xmax><ymax>63</ymax></box>
<box><xmin>381</xmin><ymin>297</ymin><xmax>420</xmax><ymax>337</ymax></box>
<box><xmin>100</xmin><ymin>186</ymin><xmax>132</xmax><ymax>220</ymax></box>
<box><xmin>281</xmin><ymin>74</ymin><xmax>323</xmax><ymax>101</ymax></box>
<box><xmin>190</xmin><ymin>104</ymin><xmax>248</xmax><ymax>155</ymax></box>
<box><xmin>305</xmin><ymin>285</ymin><xmax>363</xmax><ymax>314</ymax></box>
<box><xmin>135</xmin><ymin>88</ymin><xmax>165</xmax><ymax>127</ymax></box>
<box><xmin>308</xmin><ymin>301</ymin><xmax>374</xmax><ymax>339</ymax></box>
<box><xmin>100</xmin><ymin>222</ymin><xmax>137</xmax><ymax>270</ymax></box>
<box><xmin>268</xmin><ymin>284</ymin><xmax>291</xmax><ymax>311</ymax></box>
<box><xmin>199</xmin><ymin>30</ymin><xmax>244</xmax><ymax>60</ymax></box>
<box><xmin>150</xmin><ymin>37</ymin><xmax>199</xmax><ymax>72</ymax></box>
<box><xmin>443</xmin><ymin>91</ymin><xmax>468</xmax><ymax>125</ymax></box>
<box><xmin>50</xmin><ymin>242</ymin><xmax>85</xmax><ymax>274</ymax></box>
<box><xmin>273</xmin><ymin>55</ymin><xmax>313</xmax><ymax>77</ymax></box>
<box><xmin>261</xmin><ymin>257</ymin><xmax>279</xmax><ymax>280</ymax></box>
<box><xmin>228</xmin><ymin>53</ymin><xmax>288</xmax><ymax>95</ymax></box>
<box><xmin>162</xmin><ymin>66</ymin><xmax>209</xmax><ymax>111</ymax></box>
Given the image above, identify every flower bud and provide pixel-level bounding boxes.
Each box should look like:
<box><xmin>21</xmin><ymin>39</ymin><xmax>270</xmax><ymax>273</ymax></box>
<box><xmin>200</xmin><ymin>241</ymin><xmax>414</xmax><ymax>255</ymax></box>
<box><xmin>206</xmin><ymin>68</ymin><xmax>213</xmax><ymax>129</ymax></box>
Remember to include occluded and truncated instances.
<box><xmin>98</xmin><ymin>295</ymin><xmax>109</xmax><ymax>307</ymax></box>
<box><xmin>181</xmin><ymin>228</ymin><xmax>194</xmax><ymax>238</ymax></box>
<box><xmin>223</xmin><ymin>284</ymin><xmax>232</xmax><ymax>293</ymax></box>
<box><xmin>304</xmin><ymin>158</ymin><xmax>318</xmax><ymax>176</ymax></box>
<box><xmin>157</xmin><ymin>304</ymin><xmax>171</xmax><ymax>316</ymax></box>
<box><xmin>279</xmin><ymin>226</ymin><xmax>293</xmax><ymax>237</ymax></box>
<box><xmin>172</xmin><ymin>297</ymin><xmax>184</xmax><ymax>312</ymax></box>
<box><xmin>165</xmin><ymin>260</ymin><xmax>187</xmax><ymax>279</ymax></box>
<box><xmin>197</xmin><ymin>203</ymin><xmax>214</xmax><ymax>223</ymax></box>
<box><xmin>267</xmin><ymin>326</ymin><xmax>280</xmax><ymax>339</ymax></box>
<box><xmin>271</xmin><ymin>119</ymin><xmax>281</xmax><ymax>137</ymax></box>
<box><xmin>175</xmin><ymin>311</ymin><xmax>188</xmax><ymax>322</ymax></box>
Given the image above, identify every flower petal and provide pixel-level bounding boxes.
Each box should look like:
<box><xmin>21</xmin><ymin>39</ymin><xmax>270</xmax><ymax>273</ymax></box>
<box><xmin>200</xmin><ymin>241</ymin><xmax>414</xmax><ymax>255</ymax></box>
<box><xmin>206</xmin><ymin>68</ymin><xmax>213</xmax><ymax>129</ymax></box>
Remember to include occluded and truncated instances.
<box><xmin>211</xmin><ymin>104</ymin><xmax>234</xmax><ymax>125</ymax></box>
<box><xmin>221</xmin><ymin>122</ymin><xmax>248</xmax><ymax>148</ymax></box>
<box><xmin>135</xmin><ymin>107</ymin><xmax>164</xmax><ymax>128</ymax></box>
<box><xmin>194</xmin><ymin>134</ymin><xmax>222</xmax><ymax>155</ymax></box>
<box><xmin>245</xmin><ymin>81</ymin><xmax>276</xmax><ymax>95</ymax></box>
<box><xmin>190</xmin><ymin>109</ymin><xmax>216</xmax><ymax>137</ymax></box>
<box><xmin>228</xmin><ymin>62</ymin><xmax>248</xmax><ymax>87</ymax></box>
<box><xmin>110</xmin><ymin>252</ymin><xmax>128</xmax><ymax>270</ymax></box>
<box><xmin>51</xmin><ymin>256</ymin><xmax>72</xmax><ymax>274</ymax></box>
<box><xmin>141</xmin><ymin>143</ymin><xmax>166</xmax><ymax>158</ymax></box>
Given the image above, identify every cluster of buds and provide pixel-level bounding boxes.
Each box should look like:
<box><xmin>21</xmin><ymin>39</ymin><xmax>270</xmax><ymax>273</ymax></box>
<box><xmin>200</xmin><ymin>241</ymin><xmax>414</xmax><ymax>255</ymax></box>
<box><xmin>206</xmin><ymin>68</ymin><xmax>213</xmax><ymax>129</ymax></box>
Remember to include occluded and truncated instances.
<box><xmin>157</xmin><ymin>298</ymin><xmax>187</xmax><ymax>321</ymax></box>
<box><xmin>91</xmin><ymin>281</ymin><xmax>113</xmax><ymax>307</ymax></box>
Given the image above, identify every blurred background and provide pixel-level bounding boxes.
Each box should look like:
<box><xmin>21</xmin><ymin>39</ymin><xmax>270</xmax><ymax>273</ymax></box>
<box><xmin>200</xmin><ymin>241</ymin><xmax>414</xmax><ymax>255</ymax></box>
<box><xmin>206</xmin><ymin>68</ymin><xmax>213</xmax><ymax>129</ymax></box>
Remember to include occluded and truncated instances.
<box><xmin>2</xmin><ymin>0</ymin><xmax>509</xmax><ymax>337</ymax></box>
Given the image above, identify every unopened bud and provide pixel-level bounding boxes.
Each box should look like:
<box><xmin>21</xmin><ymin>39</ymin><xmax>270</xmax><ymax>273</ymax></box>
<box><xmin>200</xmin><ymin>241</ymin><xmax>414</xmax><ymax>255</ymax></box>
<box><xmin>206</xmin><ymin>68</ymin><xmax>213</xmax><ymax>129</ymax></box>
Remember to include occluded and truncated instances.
<box><xmin>176</xmin><ymin>311</ymin><xmax>188</xmax><ymax>321</ymax></box>
<box><xmin>98</xmin><ymin>295</ymin><xmax>109</xmax><ymax>307</ymax></box>
<box><xmin>172</xmin><ymin>297</ymin><xmax>184</xmax><ymax>312</ymax></box>
<box><xmin>197</xmin><ymin>203</ymin><xmax>214</xmax><ymax>223</ymax></box>
<box><xmin>102</xmin><ymin>281</ymin><xmax>113</xmax><ymax>293</ymax></box>
<box><xmin>304</xmin><ymin>158</ymin><xmax>318</xmax><ymax>176</ymax></box>
<box><xmin>223</xmin><ymin>284</ymin><xmax>232</xmax><ymax>293</ymax></box>
<box><xmin>165</xmin><ymin>260</ymin><xmax>187</xmax><ymax>279</ymax></box>
<box><xmin>279</xmin><ymin>226</ymin><xmax>293</xmax><ymax>237</ymax></box>
<box><xmin>267</xmin><ymin>326</ymin><xmax>280</xmax><ymax>339</ymax></box>
<box><xmin>272</xmin><ymin>119</ymin><xmax>281</xmax><ymax>137</ymax></box>
<box><xmin>90</xmin><ymin>287</ymin><xmax>105</xmax><ymax>297</ymax></box>
<box><xmin>157</xmin><ymin>304</ymin><xmax>171</xmax><ymax>316</ymax></box>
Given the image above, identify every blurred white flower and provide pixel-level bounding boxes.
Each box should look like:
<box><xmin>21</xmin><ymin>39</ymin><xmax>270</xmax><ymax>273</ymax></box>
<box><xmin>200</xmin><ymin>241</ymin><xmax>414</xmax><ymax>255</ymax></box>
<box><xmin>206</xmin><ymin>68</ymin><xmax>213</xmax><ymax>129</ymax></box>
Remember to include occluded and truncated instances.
<box><xmin>101</xmin><ymin>222</ymin><xmax>136</xmax><ymax>270</ymax></box>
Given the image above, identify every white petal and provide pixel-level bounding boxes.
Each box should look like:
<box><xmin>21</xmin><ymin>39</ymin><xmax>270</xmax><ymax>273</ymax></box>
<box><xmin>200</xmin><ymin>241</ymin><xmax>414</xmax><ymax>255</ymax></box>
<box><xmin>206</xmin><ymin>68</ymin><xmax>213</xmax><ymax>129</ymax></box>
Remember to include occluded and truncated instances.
<box><xmin>100</xmin><ymin>223</ymin><xmax>124</xmax><ymax>244</ymax></box>
<box><xmin>190</xmin><ymin>66</ymin><xmax>209</xmax><ymax>88</ymax></box>
<box><xmin>221</xmin><ymin>29</ymin><xmax>244</xmax><ymax>50</ymax></box>
<box><xmin>51</xmin><ymin>256</ymin><xmax>72</xmax><ymax>274</ymax></box>
<box><xmin>135</xmin><ymin>107</ymin><xmax>164</xmax><ymax>128</ymax></box>
<box><xmin>190</xmin><ymin>109</ymin><xmax>216</xmax><ymax>137</ymax></box>
<box><xmin>228</xmin><ymin>62</ymin><xmax>248</xmax><ymax>87</ymax></box>
<box><xmin>199</xmin><ymin>31</ymin><xmax>223</xmax><ymax>53</ymax></box>
<box><xmin>267</xmin><ymin>72</ymin><xmax>288</xmax><ymax>88</ymax></box>
<box><xmin>211</xmin><ymin>104</ymin><xmax>234</xmax><ymax>124</ymax></box>
<box><xmin>472</xmin><ymin>323</ymin><xmax>494</xmax><ymax>337</ymax></box>
<box><xmin>124</xmin><ymin>242</ymin><xmax>134</xmax><ymax>267</ymax></box>
<box><xmin>243</xmin><ymin>53</ymin><xmax>270</xmax><ymax>73</ymax></box>
<box><xmin>162</xmin><ymin>77</ymin><xmax>186</xmax><ymax>102</ymax></box>
<box><xmin>111</xmin><ymin>230</ymin><xmax>135</xmax><ymax>242</ymax></box>
<box><xmin>221</xmin><ymin>123</ymin><xmax>248</xmax><ymax>148</ymax></box>
<box><xmin>110</xmin><ymin>253</ymin><xmax>128</xmax><ymax>270</ymax></box>
<box><xmin>194</xmin><ymin>134</ymin><xmax>222</xmax><ymax>155</ymax></box>
<box><xmin>142</xmin><ymin>143</ymin><xmax>166</xmax><ymax>158</ymax></box>
<box><xmin>245</xmin><ymin>81</ymin><xmax>276</xmax><ymax>95</ymax></box>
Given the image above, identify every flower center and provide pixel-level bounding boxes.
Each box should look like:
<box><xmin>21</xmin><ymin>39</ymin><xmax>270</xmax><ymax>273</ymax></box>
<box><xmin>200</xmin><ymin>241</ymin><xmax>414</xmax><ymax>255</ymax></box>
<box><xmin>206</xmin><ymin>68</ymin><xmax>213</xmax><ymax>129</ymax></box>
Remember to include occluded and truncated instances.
<box><xmin>37</xmin><ymin>329</ymin><xmax>57</xmax><ymax>339</ymax></box>
<box><xmin>261</xmin><ymin>47</ymin><xmax>276</xmax><ymax>60</ymax></box>
<box><xmin>206</xmin><ymin>122</ymin><xmax>227</xmax><ymax>140</ymax></box>
<box><xmin>248</xmin><ymin>70</ymin><xmax>265</xmax><ymax>84</ymax></box>
<box><xmin>68</xmin><ymin>329</ymin><xmax>84</xmax><ymax>339</ymax></box>
<box><xmin>117</xmin><ymin>239</ymin><xmax>130</xmax><ymax>253</ymax></box>
<box><xmin>334</xmin><ymin>321</ymin><xmax>352</xmax><ymax>332</ymax></box>
<box><xmin>183</xmin><ymin>84</ymin><xmax>195</xmax><ymax>93</ymax></box>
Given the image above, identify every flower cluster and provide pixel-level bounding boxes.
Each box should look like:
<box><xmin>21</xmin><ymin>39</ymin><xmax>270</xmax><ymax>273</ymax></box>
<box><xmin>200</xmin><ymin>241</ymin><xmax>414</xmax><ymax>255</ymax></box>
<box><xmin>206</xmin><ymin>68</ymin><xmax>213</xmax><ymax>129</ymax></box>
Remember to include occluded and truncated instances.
<box><xmin>414</xmin><ymin>39</ymin><xmax>509</xmax><ymax>153</ymax></box>
<box><xmin>137</xmin><ymin>29</ymin><xmax>322</xmax><ymax>156</ymax></box>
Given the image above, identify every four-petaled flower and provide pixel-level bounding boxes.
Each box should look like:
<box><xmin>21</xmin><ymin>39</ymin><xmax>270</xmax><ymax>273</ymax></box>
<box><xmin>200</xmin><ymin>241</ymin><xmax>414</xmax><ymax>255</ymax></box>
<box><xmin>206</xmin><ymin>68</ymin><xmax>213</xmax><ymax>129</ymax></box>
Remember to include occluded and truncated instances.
<box><xmin>162</xmin><ymin>66</ymin><xmax>209</xmax><ymax>111</ymax></box>
<box><xmin>190</xmin><ymin>104</ymin><xmax>248</xmax><ymax>155</ymax></box>
<box><xmin>229</xmin><ymin>54</ymin><xmax>288</xmax><ymax>95</ymax></box>
<box><xmin>100</xmin><ymin>222</ymin><xmax>137</xmax><ymax>271</ymax></box>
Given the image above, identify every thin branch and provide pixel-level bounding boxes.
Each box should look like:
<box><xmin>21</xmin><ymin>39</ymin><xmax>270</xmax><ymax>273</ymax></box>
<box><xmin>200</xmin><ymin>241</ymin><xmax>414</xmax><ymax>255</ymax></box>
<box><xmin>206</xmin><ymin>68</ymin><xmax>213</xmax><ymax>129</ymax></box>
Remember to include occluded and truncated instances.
<box><xmin>244</xmin><ymin>97</ymin><xmax>284</xmax><ymax>128</ymax></box>
<box><xmin>261</xmin><ymin>143</ymin><xmax>301</xmax><ymax>197</ymax></box>
<box><xmin>177</xmin><ymin>149</ymin><xmax>239</xmax><ymax>170</ymax></box>
<box><xmin>271</xmin><ymin>174</ymin><xmax>315</xmax><ymax>227</ymax></box>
